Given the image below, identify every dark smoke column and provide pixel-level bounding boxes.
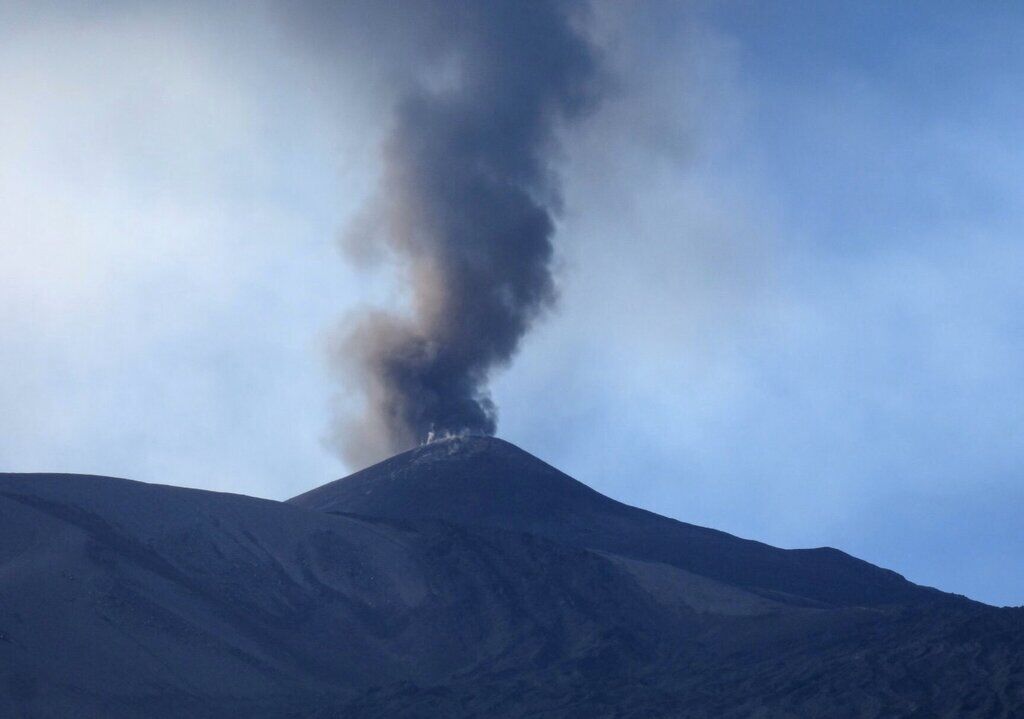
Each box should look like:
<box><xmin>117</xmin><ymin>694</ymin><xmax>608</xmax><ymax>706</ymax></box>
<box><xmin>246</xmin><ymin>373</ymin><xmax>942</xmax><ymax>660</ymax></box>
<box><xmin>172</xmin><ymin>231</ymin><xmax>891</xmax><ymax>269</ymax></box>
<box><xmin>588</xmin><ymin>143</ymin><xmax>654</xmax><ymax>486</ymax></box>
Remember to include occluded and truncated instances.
<box><xmin>332</xmin><ymin>1</ymin><xmax>601</xmax><ymax>467</ymax></box>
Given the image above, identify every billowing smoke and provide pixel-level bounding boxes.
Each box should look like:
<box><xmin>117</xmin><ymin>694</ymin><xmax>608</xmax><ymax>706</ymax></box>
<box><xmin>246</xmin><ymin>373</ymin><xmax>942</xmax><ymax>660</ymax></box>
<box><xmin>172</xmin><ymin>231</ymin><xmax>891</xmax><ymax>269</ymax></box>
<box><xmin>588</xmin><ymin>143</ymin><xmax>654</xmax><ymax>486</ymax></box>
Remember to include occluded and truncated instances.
<box><xmin>329</xmin><ymin>1</ymin><xmax>602</xmax><ymax>467</ymax></box>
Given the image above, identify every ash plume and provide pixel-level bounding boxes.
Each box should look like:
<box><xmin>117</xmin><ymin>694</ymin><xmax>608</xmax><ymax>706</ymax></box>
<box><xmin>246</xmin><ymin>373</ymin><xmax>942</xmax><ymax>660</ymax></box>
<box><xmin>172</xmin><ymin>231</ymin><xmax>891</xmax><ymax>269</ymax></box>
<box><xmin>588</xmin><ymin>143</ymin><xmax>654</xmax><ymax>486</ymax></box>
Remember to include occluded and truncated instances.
<box><xmin>329</xmin><ymin>1</ymin><xmax>602</xmax><ymax>467</ymax></box>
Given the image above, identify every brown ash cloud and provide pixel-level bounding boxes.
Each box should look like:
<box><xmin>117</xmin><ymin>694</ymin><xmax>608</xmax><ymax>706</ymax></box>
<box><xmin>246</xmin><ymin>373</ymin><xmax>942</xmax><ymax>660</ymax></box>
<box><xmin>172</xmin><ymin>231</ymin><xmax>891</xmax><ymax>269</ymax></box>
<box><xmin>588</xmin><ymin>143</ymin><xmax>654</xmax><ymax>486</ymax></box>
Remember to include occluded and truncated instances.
<box><xmin>328</xmin><ymin>1</ymin><xmax>603</xmax><ymax>467</ymax></box>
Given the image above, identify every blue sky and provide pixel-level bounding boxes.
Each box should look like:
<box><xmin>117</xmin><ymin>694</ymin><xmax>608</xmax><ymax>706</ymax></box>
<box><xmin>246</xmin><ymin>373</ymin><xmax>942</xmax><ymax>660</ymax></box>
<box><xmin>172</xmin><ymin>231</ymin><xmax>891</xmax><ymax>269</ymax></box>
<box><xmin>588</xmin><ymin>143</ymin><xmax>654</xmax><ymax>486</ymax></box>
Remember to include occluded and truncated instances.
<box><xmin>1</xmin><ymin>1</ymin><xmax>1021</xmax><ymax>606</ymax></box>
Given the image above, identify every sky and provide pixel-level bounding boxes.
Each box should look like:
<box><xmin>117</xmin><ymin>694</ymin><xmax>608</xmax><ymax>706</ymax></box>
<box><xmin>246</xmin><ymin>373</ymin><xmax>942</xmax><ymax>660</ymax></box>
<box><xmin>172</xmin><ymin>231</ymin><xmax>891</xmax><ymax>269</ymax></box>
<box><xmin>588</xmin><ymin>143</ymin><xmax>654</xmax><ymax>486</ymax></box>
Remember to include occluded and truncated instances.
<box><xmin>1</xmin><ymin>1</ymin><xmax>1021</xmax><ymax>607</ymax></box>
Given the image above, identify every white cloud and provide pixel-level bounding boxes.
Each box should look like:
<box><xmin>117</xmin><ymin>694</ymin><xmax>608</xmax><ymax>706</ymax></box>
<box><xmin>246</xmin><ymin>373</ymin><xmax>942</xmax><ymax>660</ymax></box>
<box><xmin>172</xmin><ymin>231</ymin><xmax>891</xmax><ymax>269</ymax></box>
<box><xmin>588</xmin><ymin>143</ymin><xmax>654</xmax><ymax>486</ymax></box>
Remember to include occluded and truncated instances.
<box><xmin>0</xmin><ymin>3</ymin><xmax>377</xmax><ymax>495</ymax></box>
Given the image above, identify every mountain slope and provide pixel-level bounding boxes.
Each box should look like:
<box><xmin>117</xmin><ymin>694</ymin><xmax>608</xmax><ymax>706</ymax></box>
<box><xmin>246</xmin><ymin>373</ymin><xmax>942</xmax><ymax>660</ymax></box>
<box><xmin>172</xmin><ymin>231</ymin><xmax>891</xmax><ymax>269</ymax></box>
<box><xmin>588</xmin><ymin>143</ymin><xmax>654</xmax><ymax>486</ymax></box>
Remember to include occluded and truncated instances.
<box><xmin>288</xmin><ymin>436</ymin><xmax>945</xmax><ymax>608</ymax></box>
<box><xmin>2</xmin><ymin>438</ymin><xmax>1022</xmax><ymax>717</ymax></box>
<box><xmin>0</xmin><ymin>471</ymin><xmax>689</xmax><ymax>717</ymax></box>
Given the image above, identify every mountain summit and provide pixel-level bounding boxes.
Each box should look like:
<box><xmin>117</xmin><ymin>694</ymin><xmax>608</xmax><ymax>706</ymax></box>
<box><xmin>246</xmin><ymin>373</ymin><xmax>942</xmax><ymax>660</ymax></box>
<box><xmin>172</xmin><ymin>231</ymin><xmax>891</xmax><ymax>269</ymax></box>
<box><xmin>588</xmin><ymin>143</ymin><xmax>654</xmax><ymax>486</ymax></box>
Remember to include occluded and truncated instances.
<box><xmin>2</xmin><ymin>438</ymin><xmax>1021</xmax><ymax>717</ymax></box>
<box><xmin>290</xmin><ymin>435</ymin><xmax>939</xmax><ymax>608</ymax></box>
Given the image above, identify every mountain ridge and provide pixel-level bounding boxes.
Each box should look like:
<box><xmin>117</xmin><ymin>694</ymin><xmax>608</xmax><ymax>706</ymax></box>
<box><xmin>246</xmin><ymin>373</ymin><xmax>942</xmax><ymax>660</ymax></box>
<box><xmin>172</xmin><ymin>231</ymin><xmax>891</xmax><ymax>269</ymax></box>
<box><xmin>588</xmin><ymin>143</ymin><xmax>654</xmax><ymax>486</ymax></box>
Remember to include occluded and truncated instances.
<box><xmin>2</xmin><ymin>437</ymin><xmax>1021</xmax><ymax>717</ymax></box>
<box><xmin>289</xmin><ymin>435</ymin><xmax>951</xmax><ymax>609</ymax></box>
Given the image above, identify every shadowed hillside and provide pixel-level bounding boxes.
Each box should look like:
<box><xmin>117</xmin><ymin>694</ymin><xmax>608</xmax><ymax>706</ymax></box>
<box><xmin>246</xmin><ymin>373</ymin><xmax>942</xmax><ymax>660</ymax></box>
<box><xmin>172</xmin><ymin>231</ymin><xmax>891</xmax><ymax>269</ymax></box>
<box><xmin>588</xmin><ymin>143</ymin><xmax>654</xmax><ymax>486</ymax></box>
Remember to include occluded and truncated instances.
<box><xmin>291</xmin><ymin>436</ymin><xmax>950</xmax><ymax>608</ymax></box>
<box><xmin>2</xmin><ymin>437</ymin><xmax>1021</xmax><ymax>717</ymax></box>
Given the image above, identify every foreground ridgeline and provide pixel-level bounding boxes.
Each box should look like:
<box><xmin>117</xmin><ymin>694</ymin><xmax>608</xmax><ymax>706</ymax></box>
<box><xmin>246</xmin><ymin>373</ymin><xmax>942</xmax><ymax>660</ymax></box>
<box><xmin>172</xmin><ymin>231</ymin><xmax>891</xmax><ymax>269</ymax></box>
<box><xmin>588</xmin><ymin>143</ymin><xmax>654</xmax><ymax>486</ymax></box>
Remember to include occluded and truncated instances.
<box><xmin>2</xmin><ymin>437</ymin><xmax>1022</xmax><ymax>717</ymax></box>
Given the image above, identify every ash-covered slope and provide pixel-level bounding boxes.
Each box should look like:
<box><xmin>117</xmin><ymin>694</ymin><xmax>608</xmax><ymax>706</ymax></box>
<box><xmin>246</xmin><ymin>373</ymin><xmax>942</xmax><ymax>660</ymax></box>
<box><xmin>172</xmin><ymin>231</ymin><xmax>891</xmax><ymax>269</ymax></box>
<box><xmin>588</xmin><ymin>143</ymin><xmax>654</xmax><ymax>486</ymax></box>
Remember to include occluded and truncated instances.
<box><xmin>0</xmin><ymin>471</ymin><xmax>679</xmax><ymax>717</ymax></box>
<box><xmin>289</xmin><ymin>436</ymin><xmax>943</xmax><ymax>608</ymax></box>
<box><xmin>2</xmin><ymin>439</ymin><xmax>1022</xmax><ymax>718</ymax></box>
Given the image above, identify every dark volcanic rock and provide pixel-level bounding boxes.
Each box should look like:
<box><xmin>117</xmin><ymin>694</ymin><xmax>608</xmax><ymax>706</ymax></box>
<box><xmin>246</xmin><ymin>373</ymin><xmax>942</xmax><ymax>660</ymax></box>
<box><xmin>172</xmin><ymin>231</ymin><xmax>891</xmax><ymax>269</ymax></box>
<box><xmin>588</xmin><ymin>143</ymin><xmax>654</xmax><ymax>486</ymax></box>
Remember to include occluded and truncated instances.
<box><xmin>289</xmin><ymin>436</ymin><xmax>946</xmax><ymax>608</ymax></box>
<box><xmin>2</xmin><ymin>437</ymin><xmax>1022</xmax><ymax>717</ymax></box>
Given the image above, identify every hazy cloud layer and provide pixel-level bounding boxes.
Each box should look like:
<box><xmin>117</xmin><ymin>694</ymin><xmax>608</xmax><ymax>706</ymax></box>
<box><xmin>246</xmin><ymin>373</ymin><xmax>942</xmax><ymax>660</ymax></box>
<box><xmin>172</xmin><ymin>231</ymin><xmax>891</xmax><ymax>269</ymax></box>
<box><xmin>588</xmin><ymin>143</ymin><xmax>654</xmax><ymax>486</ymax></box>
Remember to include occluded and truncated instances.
<box><xmin>0</xmin><ymin>2</ymin><xmax>361</xmax><ymax>496</ymax></box>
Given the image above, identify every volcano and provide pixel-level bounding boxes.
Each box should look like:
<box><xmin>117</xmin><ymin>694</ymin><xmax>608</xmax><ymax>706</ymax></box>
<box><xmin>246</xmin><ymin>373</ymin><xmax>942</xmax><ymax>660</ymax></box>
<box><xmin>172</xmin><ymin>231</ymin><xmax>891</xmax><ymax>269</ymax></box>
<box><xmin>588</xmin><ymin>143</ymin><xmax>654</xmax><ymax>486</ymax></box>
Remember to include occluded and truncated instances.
<box><xmin>291</xmin><ymin>436</ymin><xmax>942</xmax><ymax>608</ymax></box>
<box><xmin>2</xmin><ymin>437</ymin><xmax>1022</xmax><ymax>717</ymax></box>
